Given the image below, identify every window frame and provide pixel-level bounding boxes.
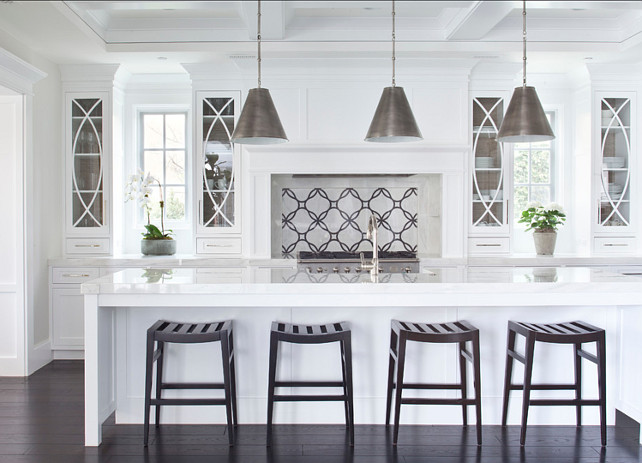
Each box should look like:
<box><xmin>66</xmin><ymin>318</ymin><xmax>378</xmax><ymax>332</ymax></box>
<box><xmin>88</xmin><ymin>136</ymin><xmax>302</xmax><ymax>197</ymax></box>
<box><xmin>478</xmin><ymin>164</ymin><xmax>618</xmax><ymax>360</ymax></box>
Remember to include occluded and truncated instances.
<box><xmin>137</xmin><ymin>109</ymin><xmax>190</xmax><ymax>228</ymax></box>
<box><xmin>512</xmin><ymin>111</ymin><xmax>557</xmax><ymax>226</ymax></box>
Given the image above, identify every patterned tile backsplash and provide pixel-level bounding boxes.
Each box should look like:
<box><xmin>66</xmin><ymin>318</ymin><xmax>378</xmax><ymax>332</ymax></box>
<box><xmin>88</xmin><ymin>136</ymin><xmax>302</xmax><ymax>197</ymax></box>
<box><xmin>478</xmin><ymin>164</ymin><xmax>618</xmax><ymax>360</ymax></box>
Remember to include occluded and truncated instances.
<box><xmin>281</xmin><ymin>187</ymin><xmax>418</xmax><ymax>256</ymax></box>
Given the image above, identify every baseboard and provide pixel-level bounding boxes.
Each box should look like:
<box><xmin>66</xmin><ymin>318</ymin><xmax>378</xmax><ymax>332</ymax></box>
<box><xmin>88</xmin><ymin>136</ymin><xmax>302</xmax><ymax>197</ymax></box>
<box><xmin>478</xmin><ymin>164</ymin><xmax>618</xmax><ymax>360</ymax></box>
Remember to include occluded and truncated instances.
<box><xmin>27</xmin><ymin>339</ymin><xmax>53</xmax><ymax>375</ymax></box>
<box><xmin>53</xmin><ymin>349</ymin><xmax>85</xmax><ymax>360</ymax></box>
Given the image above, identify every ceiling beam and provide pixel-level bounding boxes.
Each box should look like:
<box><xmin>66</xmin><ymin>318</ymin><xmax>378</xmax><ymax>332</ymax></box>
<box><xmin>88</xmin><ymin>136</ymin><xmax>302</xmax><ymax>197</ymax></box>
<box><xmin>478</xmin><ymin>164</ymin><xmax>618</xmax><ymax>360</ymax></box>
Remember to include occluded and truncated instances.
<box><xmin>445</xmin><ymin>1</ymin><xmax>516</xmax><ymax>41</ymax></box>
<box><xmin>239</xmin><ymin>1</ymin><xmax>285</xmax><ymax>40</ymax></box>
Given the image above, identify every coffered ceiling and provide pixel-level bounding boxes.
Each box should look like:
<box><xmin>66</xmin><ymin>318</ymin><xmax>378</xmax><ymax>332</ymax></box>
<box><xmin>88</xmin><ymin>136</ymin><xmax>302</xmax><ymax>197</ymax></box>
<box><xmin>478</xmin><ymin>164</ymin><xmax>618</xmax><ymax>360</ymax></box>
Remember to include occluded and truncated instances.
<box><xmin>1</xmin><ymin>1</ymin><xmax>641</xmax><ymax>74</ymax></box>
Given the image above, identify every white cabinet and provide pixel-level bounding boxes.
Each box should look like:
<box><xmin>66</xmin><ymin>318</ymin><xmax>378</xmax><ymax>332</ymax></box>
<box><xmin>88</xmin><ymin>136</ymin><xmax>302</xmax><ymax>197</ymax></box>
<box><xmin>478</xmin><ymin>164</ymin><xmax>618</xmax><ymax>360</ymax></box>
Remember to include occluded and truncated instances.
<box><xmin>469</xmin><ymin>95</ymin><xmax>511</xmax><ymax>254</ymax></box>
<box><xmin>194</xmin><ymin>91</ymin><xmax>242</xmax><ymax>254</ymax></box>
<box><xmin>593</xmin><ymin>92</ymin><xmax>637</xmax><ymax>254</ymax></box>
<box><xmin>64</xmin><ymin>92</ymin><xmax>112</xmax><ymax>254</ymax></box>
<box><xmin>50</xmin><ymin>267</ymin><xmax>99</xmax><ymax>353</ymax></box>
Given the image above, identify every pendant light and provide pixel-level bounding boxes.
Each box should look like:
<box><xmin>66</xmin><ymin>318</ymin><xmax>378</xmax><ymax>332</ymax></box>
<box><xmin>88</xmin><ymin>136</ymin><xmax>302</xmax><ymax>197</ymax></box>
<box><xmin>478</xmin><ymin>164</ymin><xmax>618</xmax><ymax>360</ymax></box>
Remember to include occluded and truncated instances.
<box><xmin>497</xmin><ymin>0</ymin><xmax>554</xmax><ymax>143</ymax></box>
<box><xmin>365</xmin><ymin>0</ymin><xmax>422</xmax><ymax>143</ymax></box>
<box><xmin>231</xmin><ymin>0</ymin><xmax>287</xmax><ymax>145</ymax></box>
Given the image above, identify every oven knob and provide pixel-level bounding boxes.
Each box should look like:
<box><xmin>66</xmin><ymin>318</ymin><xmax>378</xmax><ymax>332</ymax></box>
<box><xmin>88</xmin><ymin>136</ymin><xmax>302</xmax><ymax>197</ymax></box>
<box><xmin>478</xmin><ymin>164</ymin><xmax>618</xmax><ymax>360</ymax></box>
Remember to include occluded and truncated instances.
<box><xmin>355</xmin><ymin>267</ymin><xmax>362</xmax><ymax>273</ymax></box>
<box><xmin>306</xmin><ymin>267</ymin><xmax>312</xmax><ymax>273</ymax></box>
<box><xmin>333</xmin><ymin>267</ymin><xmax>339</xmax><ymax>273</ymax></box>
<box><xmin>378</xmin><ymin>266</ymin><xmax>383</xmax><ymax>273</ymax></box>
<box><xmin>317</xmin><ymin>267</ymin><xmax>324</xmax><ymax>273</ymax></box>
<box><xmin>405</xmin><ymin>266</ymin><xmax>412</xmax><ymax>273</ymax></box>
<box><xmin>344</xmin><ymin>267</ymin><xmax>350</xmax><ymax>273</ymax></box>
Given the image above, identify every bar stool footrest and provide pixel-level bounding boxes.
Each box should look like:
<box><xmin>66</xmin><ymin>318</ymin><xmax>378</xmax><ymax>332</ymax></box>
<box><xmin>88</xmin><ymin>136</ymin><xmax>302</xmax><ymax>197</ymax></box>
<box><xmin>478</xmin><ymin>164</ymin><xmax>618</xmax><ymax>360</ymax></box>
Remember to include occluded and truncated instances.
<box><xmin>274</xmin><ymin>381</ymin><xmax>344</xmax><ymax>388</ymax></box>
<box><xmin>161</xmin><ymin>382</ymin><xmax>225</xmax><ymax>390</ymax></box>
<box><xmin>401</xmin><ymin>398</ymin><xmax>478</xmax><ymax>405</ymax></box>
<box><xmin>273</xmin><ymin>394</ymin><xmax>347</xmax><ymax>402</ymax></box>
<box><xmin>397</xmin><ymin>383</ymin><xmax>465</xmax><ymax>390</ymax></box>
<box><xmin>530</xmin><ymin>399</ymin><xmax>601</xmax><ymax>406</ymax></box>
<box><xmin>509</xmin><ymin>383</ymin><xmax>578</xmax><ymax>391</ymax></box>
<box><xmin>150</xmin><ymin>398</ymin><xmax>228</xmax><ymax>406</ymax></box>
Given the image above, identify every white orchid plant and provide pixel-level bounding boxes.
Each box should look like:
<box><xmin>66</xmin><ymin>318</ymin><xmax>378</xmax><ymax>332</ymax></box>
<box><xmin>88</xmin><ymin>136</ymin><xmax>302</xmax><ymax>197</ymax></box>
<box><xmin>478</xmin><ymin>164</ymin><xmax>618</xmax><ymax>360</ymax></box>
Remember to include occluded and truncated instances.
<box><xmin>518</xmin><ymin>201</ymin><xmax>566</xmax><ymax>232</ymax></box>
<box><xmin>124</xmin><ymin>169</ymin><xmax>173</xmax><ymax>240</ymax></box>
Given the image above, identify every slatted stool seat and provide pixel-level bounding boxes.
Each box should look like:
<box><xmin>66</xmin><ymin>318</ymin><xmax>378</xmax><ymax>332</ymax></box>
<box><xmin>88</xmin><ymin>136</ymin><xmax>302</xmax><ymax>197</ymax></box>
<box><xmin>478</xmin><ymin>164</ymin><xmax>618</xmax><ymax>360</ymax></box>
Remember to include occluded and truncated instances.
<box><xmin>143</xmin><ymin>320</ymin><xmax>237</xmax><ymax>446</ymax></box>
<box><xmin>386</xmin><ymin>319</ymin><xmax>482</xmax><ymax>445</ymax></box>
<box><xmin>501</xmin><ymin>320</ymin><xmax>606</xmax><ymax>446</ymax></box>
<box><xmin>267</xmin><ymin>321</ymin><xmax>354</xmax><ymax>446</ymax></box>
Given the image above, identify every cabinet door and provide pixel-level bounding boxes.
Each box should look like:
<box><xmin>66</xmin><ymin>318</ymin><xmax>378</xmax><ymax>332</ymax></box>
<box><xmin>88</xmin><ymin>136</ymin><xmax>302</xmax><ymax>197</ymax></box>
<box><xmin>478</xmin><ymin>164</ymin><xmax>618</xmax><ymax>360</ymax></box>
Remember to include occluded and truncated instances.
<box><xmin>596</xmin><ymin>95</ymin><xmax>634</xmax><ymax>233</ymax></box>
<box><xmin>51</xmin><ymin>287</ymin><xmax>85</xmax><ymax>349</ymax></box>
<box><xmin>196</xmin><ymin>91</ymin><xmax>241</xmax><ymax>236</ymax></box>
<box><xmin>471</xmin><ymin>96</ymin><xmax>509</xmax><ymax>234</ymax></box>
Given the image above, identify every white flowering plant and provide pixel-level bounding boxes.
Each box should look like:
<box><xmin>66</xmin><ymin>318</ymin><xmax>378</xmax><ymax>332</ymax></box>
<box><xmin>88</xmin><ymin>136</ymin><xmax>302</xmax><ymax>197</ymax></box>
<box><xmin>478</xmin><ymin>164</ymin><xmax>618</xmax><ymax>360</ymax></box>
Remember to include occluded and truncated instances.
<box><xmin>518</xmin><ymin>201</ymin><xmax>566</xmax><ymax>232</ymax></box>
<box><xmin>124</xmin><ymin>169</ymin><xmax>173</xmax><ymax>240</ymax></box>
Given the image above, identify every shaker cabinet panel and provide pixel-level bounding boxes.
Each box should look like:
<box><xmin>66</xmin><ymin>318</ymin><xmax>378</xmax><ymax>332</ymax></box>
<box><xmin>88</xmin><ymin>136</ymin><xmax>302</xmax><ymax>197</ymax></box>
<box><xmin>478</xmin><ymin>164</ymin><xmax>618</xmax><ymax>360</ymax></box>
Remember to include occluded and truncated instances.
<box><xmin>51</xmin><ymin>288</ymin><xmax>85</xmax><ymax>349</ymax></box>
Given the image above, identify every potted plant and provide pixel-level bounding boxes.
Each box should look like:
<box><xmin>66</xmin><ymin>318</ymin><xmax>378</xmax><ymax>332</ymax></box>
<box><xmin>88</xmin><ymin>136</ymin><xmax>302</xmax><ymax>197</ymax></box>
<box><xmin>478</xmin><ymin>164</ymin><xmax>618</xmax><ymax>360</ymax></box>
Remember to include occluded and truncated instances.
<box><xmin>125</xmin><ymin>170</ymin><xmax>176</xmax><ymax>256</ymax></box>
<box><xmin>518</xmin><ymin>201</ymin><xmax>566</xmax><ymax>256</ymax></box>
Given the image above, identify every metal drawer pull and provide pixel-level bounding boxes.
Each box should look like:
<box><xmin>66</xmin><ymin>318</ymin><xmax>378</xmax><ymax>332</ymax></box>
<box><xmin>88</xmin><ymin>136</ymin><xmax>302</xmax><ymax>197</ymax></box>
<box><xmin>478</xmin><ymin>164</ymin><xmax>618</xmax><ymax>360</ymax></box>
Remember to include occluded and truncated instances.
<box><xmin>62</xmin><ymin>273</ymin><xmax>91</xmax><ymax>278</ymax></box>
<box><xmin>206</xmin><ymin>244</ymin><xmax>234</xmax><ymax>248</ymax></box>
<box><xmin>604</xmin><ymin>243</ymin><xmax>628</xmax><ymax>247</ymax></box>
<box><xmin>74</xmin><ymin>244</ymin><xmax>101</xmax><ymax>248</ymax></box>
<box><xmin>476</xmin><ymin>243</ymin><xmax>501</xmax><ymax>247</ymax></box>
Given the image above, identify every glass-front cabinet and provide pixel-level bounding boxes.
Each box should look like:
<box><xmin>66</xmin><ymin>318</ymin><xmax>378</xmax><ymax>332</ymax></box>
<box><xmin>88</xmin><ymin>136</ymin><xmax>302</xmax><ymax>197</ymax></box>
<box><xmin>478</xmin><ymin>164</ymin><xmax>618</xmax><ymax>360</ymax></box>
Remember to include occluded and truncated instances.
<box><xmin>593</xmin><ymin>92</ymin><xmax>636</xmax><ymax>253</ymax></box>
<box><xmin>195</xmin><ymin>91</ymin><xmax>242</xmax><ymax>254</ymax></box>
<box><xmin>469</xmin><ymin>95</ymin><xmax>510</xmax><ymax>254</ymax></box>
<box><xmin>65</xmin><ymin>93</ymin><xmax>111</xmax><ymax>254</ymax></box>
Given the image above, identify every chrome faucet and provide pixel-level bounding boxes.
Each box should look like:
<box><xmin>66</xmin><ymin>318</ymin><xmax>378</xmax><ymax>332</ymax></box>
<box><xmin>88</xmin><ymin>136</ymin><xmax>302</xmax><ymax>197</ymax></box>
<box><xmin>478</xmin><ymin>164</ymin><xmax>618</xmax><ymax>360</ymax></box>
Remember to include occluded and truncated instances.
<box><xmin>360</xmin><ymin>212</ymin><xmax>379</xmax><ymax>277</ymax></box>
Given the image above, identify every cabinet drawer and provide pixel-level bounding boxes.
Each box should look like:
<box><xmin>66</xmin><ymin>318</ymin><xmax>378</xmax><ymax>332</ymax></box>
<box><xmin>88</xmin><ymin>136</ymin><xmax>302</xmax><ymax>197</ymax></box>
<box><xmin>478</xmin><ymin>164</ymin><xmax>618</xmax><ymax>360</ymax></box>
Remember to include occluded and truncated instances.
<box><xmin>196</xmin><ymin>237</ymin><xmax>242</xmax><ymax>255</ymax></box>
<box><xmin>468</xmin><ymin>237</ymin><xmax>510</xmax><ymax>255</ymax></box>
<box><xmin>51</xmin><ymin>287</ymin><xmax>85</xmax><ymax>349</ymax></box>
<box><xmin>52</xmin><ymin>267</ymin><xmax>100</xmax><ymax>284</ymax></box>
<box><xmin>593</xmin><ymin>237</ymin><xmax>637</xmax><ymax>254</ymax></box>
<box><xmin>66</xmin><ymin>238</ymin><xmax>110</xmax><ymax>255</ymax></box>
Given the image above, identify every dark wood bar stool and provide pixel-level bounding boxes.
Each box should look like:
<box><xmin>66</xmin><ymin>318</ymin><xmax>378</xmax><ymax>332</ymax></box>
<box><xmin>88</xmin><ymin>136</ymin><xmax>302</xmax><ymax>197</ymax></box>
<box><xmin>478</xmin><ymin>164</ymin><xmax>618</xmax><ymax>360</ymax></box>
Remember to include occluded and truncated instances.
<box><xmin>267</xmin><ymin>321</ymin><xmax>354</xmax><ymax>446</ymax></box>
<box><xmin>143</xmin><ymin>320</ymin><xmax>237</xmax><ymax>446</ymax></box>
<box><xmin>501</xmin><ymin>320</ymin><xmax>606</xmax><ymax>446</ymax></box>
<box><xmin>386</xmin><ymin>319</ymin><xmax>482</xmax><ymax>446</ymax></box>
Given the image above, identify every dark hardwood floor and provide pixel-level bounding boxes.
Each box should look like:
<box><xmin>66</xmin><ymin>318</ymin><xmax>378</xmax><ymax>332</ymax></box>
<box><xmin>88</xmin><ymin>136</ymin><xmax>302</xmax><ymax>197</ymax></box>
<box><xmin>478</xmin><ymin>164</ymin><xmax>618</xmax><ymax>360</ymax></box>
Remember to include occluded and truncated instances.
<box><xmin>0</xmin><ymin>360</ymin><xmax>639</xmax><ymax>462</ymax></box>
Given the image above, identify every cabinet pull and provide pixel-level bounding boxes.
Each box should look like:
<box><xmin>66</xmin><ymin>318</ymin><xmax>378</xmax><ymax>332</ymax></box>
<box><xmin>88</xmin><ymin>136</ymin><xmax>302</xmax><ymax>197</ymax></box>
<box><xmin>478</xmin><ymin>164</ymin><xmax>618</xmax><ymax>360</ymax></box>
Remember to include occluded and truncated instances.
<box><xmin>75</xmin><ymin>244</ymin><xmax>101</xmax><ymax>248</ymax></box>
<box><xmin>206</xmin><ymin>244</ymin><xmax>233</xmax><ymax>248</ymax></box>
<box><xmin>476</xmin><ymin>243</ymin><xmax>501</xmax><ymax>247</ymax></box>
<box><xmin>604</xmin><ymin>243</ymin><xmax>628</xmax><ymax>247</ymax></box>
<box><xmin>62</xmin><ymin>273</ymin><xmax>91</xmax><ymax>278</ymax></box>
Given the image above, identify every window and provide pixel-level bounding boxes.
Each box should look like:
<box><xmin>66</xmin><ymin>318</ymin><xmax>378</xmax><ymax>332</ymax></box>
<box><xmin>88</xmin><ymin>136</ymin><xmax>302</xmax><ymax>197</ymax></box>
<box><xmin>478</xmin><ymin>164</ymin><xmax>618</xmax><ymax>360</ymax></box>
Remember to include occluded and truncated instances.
<box><xmin>140</xmin><ymin>112</ymin><xmax>187</xmax><ymax>223</ymax></box>
<box><xmin>513</xmin><ymin>112</ymin><xmax>556</xmax><ymax>221</ymax></box>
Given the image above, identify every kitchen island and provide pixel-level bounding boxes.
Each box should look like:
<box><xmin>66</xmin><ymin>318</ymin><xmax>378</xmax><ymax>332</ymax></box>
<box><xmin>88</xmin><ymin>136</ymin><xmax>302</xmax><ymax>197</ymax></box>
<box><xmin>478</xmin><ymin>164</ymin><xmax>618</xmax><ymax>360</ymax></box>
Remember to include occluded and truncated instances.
<box><xmin>81</xmin><ymin>265</ymin><xmax>642</xmax><ymax>446</ymax></box>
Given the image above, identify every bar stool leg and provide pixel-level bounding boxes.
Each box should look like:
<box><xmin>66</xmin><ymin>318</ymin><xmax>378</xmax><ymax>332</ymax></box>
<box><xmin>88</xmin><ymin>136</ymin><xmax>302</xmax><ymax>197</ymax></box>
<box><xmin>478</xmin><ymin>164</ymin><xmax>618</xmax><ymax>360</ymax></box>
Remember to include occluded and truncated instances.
<box><xmin>143</xmin><ymin>334</ymin><xmax>155</xmax><ymax>447</ymax></box>
<box><xmin>392</xmin><ymin>334</ymin><xmax>407</xmax><ymax>446</ymax></box>
<box><xmin>229</xmin><ymin>334</ymin><xmax>238</xmax><ymax>428</ymax></box>
<box><xmin>472</xmin><ymin>332</ymin><xmax>482</xmax><ymax>446</ymax></box>
<box><xmin>458</xmin><ymin>340</ymin><xmax>468</xmax><ymax>427</ymax></box>
<box><xmin>220</xmin><ymin>331</ymin><xmax>235</xmax><ymax>446</ymax></box>
<box><xmin>501</xmin><ymin>328</ymin><xmax>517</xmax><ymax>426</ymax></box>
<box><xmin>340</xmin><ymin>339</ymin><xmax>353</xmax><ymax>431</ymax></box>
<box><xmin>266</xmin><ymin>331</ymin><xmax>279</xmax><ymax>447</ymax></box>
<box><xmin>597</xmin><ymin>333</ymin><xmax>607</xmax><ymax>447</ymax></box>
<box><xmin>385</xmin><ymin>329</ymin><xmax>398</xmax><ymax>426</ymax></box>
<box><xmin>520</xmin><ymin>334</ymin><xmax>536</xmax><ymax>446</ymax></box>
<box><xmin>154</xmin><ymin>341</ymin><xmax>164</xmax><ymax>429</ymax></box>
<box><xmin>342</xmin><ymin>335</ymin><xmax>355</xmax><ymax>447</ymax></box>
<box><xmin>573</xmin><ymin>343</ymin><xmax>582</xmax><ymax>427</ymax></box>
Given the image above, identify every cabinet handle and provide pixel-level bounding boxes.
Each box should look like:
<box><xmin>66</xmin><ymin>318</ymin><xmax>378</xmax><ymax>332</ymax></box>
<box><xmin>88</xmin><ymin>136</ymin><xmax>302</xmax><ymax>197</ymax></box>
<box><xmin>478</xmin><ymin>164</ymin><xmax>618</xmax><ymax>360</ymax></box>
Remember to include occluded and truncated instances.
<box><xmin>62</xmin><ymin>273</ymin><xmax>91</xmax><ymax>278</ymax></box>
<box><xmin>206</xmin><ymin>244</ymin><xmax>233</xmax><ymax>248</ymax></box>
<box><xmin>74</xmin><ymin>244</ymin><xmax>101</xmax><ymax>248</ymax></box>
<box><xmin>604</xmin><ymin>243</ymin><xmax>628</xmax><ymax>247</ymax></box>
<box><xmin>476</xmin><ymin>243</ymin><xmax>501</xmax><ymax>247</ymax></box>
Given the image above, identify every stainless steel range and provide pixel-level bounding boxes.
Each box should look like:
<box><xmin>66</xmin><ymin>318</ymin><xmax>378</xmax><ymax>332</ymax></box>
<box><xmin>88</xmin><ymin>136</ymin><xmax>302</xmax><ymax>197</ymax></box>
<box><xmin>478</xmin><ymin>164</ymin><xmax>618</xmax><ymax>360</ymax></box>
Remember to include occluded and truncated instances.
<box><xmin>297</xmin><ymin>251</ymin><xmax>419</xmax><ymax>274</ymax></box>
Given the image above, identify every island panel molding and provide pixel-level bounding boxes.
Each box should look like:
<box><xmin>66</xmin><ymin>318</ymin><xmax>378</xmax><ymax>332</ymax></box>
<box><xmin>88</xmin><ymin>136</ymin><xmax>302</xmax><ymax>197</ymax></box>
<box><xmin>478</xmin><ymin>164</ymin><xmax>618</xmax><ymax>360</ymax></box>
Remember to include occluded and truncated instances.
<box><xmin>281</xmin><ymin>186</ymin><xmax>418</xmax><ymax>256</ymax></box>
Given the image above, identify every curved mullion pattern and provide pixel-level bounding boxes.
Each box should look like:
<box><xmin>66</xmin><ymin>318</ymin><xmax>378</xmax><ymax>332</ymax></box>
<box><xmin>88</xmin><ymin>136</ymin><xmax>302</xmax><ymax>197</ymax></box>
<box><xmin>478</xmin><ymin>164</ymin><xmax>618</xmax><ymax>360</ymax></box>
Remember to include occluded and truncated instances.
<box><xmin>71</xmin><ymin>99</ymin><xmax>103</xmax><ymax>228</ymax></box>
<box><xmin>599</xmin><ymin>98</ymin><xmax>630</xmax><ymax>227</ymax></box>
<box><xmin>202</xmin><ymin>97</ymin><xmax>234</xmax><ymax>228</ymax></box>
<box><xmin>472</xmin><ymin>98</ymin><xmax>504</xmax><ymax>227</ymax></box>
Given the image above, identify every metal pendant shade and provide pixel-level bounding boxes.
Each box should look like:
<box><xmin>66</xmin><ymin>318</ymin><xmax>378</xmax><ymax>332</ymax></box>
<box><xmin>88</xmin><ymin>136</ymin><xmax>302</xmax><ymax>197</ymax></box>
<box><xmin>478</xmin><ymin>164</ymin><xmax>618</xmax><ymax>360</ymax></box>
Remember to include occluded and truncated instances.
<box><xmin>231</xmin><ymin>88</ymin><xmax>287</xmax><ymax>145</ymax></box>
<box><xmin>230</xmin><ymin>0</ymin><xmax>287</xmax><ymax>145</ymax></box>
<box><xmin>365</xmin><ymin>0</ymin><xmax>422</xmax><ymax>143</ymax></box>
<box><xmin>497</xmin><ymin>0</ymin><xmax>554</xmax><ymax>143</ymax></box>
<box><xmin>365</xmin><ymin>86</ymin><xmax>422</xmax><ymax>143</ymax></box>
<box><xmin>497</xmin><ymin>86</ymin><xmax>554</xmax><ymax>143</ymax></box>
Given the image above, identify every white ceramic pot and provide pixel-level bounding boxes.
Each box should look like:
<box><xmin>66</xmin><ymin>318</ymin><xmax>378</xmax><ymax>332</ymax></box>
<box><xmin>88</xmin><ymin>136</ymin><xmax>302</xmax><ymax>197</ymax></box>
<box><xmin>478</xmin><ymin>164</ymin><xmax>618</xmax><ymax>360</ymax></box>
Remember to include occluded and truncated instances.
<box><xmin>141</xmin><ymin>239</ymin><xmax>176</xmax><ymax>256</ymax></box>
<box><xmin>533</xmin><ymin>229</ymin><xmax>557</xmax><ymax>256</ymax></box>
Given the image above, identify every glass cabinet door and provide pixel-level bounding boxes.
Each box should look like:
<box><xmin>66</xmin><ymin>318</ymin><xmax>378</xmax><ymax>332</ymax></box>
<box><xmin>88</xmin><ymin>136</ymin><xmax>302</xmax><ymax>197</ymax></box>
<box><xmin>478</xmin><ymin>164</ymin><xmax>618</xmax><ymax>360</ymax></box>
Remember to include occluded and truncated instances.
<box><xmin>598</xmin><ymin>97</ymin><xmax>631</xmax><ymax>229</ymax></box>
<box><xmin>71</xmin><ymin>98</ymin><xmax>104</xmax><ymax>229</ymax></box>
<box><xmin>199</xmin><ymin>95</ymin><xmax>238</xmax><ymax>230</ymax></box>
<box><xmin>472</xmin><ymin>97</ymin><xmax>506</xmax><ymax>230</ymax></box>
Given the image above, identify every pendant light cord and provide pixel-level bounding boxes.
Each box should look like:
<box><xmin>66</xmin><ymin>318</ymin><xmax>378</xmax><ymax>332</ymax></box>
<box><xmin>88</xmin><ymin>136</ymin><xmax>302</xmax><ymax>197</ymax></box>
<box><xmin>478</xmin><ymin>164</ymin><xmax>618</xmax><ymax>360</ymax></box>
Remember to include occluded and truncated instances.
<box><xmin>392</xmin><ymin>0</ymin><xmax>396</xmax><ymax>87</ymax></box>
<box><xmin>522</xmin><ymin>0</ymin><xmax>527</xmax><ymax>87</ymax></box>
<box><xmin>257</xmin><ymin>0</ymin><xmax>262</xmax><ymax>89</ymax></box>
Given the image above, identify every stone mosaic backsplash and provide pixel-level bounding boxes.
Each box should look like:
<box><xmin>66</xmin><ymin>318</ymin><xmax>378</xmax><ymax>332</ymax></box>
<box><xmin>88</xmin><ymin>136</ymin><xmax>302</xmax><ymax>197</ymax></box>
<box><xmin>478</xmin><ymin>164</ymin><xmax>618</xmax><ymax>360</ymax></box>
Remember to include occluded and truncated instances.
<box><xmin>281</xmin><ymin>187</ymin><xmax>418</xmax><ymax>256</ymax></box>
